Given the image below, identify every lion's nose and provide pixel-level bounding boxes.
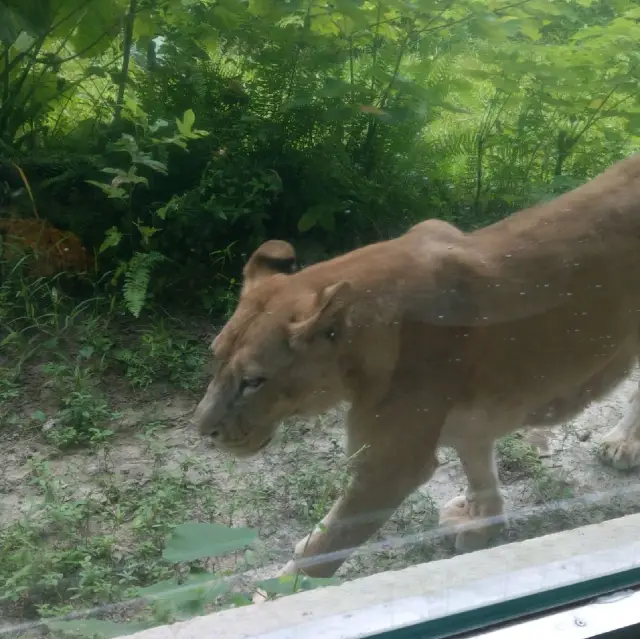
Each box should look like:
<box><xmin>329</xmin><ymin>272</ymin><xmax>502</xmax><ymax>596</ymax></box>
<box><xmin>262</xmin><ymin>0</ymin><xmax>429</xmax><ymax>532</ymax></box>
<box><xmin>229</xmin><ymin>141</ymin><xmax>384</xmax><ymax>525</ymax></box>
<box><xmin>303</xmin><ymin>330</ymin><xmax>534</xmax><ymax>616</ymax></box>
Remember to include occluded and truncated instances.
<box><xmin>193</xmin><ymin>397</ymin><xmax>219</xmax><ymax>437</ymax></box>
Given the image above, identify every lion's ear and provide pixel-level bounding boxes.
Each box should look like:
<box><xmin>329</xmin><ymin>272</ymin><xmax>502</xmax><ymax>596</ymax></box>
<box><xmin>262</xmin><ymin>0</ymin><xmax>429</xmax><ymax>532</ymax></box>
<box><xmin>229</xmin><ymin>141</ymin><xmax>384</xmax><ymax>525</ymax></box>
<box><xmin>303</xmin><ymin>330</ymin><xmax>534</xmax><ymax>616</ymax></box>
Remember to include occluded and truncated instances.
<box><xmin>242</xmin><ymin>240</ymin><xmax>297</xmax><ymax>293</ymax></box>
<box><xmin>289</xmin><ymin>281</ymin><xmax>352</xmax><ymax>348</ymax></box>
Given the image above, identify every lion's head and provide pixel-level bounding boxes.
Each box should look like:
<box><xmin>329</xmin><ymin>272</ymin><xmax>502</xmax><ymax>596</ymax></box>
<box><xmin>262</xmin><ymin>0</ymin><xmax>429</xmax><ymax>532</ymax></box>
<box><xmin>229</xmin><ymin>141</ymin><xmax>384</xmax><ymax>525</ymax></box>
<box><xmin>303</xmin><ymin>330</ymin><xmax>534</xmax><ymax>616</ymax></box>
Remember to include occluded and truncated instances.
<box><xmin>193</xmin><ymin>240</ymin><xmax>352</xmax><ymax>457</ymax></box>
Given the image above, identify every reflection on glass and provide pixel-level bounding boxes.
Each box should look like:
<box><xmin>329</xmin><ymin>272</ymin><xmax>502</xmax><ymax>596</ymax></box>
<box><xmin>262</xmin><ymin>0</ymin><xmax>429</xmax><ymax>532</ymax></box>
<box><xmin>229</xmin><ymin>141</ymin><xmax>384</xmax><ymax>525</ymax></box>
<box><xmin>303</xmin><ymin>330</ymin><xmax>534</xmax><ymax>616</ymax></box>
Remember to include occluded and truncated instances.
<box><xmin>1</xmin><ymin>1</ymin><xmax>639</xmax><ymax>637</ymax></box>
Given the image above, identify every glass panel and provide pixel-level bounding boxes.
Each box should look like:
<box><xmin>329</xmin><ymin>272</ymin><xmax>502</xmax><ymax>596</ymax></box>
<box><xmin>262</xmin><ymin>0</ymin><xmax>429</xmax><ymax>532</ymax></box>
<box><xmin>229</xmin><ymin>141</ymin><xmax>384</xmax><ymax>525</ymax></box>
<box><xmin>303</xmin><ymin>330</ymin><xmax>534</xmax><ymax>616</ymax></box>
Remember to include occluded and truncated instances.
<box><xmin>1</xmin><ymin>1</ymin><xmax>640</xmax><ymax>638</ymax></box>
<box><xmin>370</xmin><ymin>568</ymin><xmax>640</xmax><ymax>639</ymax></box>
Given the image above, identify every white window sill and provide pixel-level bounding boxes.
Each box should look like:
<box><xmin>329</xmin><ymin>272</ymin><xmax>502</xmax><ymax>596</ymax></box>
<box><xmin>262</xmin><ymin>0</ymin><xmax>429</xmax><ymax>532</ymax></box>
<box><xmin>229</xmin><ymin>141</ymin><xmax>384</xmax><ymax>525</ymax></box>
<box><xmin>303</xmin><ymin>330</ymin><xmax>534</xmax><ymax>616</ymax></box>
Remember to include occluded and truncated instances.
<box><xmin>120</xmin><ymin>513</ymin><xmax>640</xmax><ymax>639</ymax></box>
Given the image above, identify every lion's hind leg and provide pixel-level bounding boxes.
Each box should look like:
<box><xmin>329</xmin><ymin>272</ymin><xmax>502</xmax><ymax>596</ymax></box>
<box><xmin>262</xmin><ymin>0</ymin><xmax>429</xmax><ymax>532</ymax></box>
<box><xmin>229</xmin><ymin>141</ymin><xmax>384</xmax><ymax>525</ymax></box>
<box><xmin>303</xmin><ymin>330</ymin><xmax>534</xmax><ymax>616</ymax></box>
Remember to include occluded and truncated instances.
<box><xmin>598</xmin><ymin>384</ymin><xmax>640</xmax><ymax>470</ymax></box>
<box><xmin>439</xmin><ymin>407</ymin><xmax>521</xmax><ymax>553</ymax></box>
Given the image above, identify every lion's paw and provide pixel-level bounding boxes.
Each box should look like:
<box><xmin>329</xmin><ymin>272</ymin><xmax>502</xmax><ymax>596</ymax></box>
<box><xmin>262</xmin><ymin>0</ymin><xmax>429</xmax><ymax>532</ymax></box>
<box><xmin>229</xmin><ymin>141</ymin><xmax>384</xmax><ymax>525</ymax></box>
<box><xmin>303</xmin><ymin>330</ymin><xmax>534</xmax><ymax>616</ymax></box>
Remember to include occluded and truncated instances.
<box><xmin>598</xmin><ymin>435</ymin><xmax>640</xmax><ymax>471</ymax></box>
<box><xmin>439</xmin><ymin>495</ymin><xmax>505</xmax><ymax>554</ymax></box>
<box><xmin>439</xmin><ymin>495</ymin><xmax>470</xmax><ymax>527</ymax></box>
<box><xmin>251</xmin><ymin>559</ymin><xmax>299</xmax><ymax>604</ymax></box>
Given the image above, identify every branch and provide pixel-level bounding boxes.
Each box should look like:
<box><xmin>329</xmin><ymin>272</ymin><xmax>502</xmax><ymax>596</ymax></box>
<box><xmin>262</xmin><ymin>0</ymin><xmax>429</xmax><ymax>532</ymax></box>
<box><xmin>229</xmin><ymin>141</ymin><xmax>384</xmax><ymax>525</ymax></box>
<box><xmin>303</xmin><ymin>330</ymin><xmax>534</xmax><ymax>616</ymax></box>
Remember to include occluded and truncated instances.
<box><xmin>571</xmin><ymin>84</ymin><xmax>625</xmax><ymax>147</ymax></box>
<box><xmin>370</xmin><ymin>0</ymin><xmax>382</xmax><ymax>94</ymax></box>
<box><xmin>417</xmin><ymin>0</ymin><xmax>535</xmax><ymax>37</ymax></box>
<box><xmin>378</xmin><ymin>29</ymin><xmax>412</xmax><ymax>109</ymax></box>
<box><xmin>0</xmin><ymin>37</ymin><xmax>45</xmax><ymax>138</ymax></box>
<box><xmin>114</xmin><ymin>0</ymin><xmax>138</xmax><ymax>122</ymax></box>
<box><xmin>2</xmin><ymin>43</ymin><xmax>9</xmax><ymax>103</ymax></box>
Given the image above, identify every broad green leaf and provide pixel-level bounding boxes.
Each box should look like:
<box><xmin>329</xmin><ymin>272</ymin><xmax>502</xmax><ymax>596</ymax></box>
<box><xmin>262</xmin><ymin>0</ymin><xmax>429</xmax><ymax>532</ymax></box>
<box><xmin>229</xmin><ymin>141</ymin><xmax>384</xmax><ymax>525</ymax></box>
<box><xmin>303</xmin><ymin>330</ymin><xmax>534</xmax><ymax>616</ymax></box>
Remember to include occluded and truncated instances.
<box><xmin>297</xmin><ymin>210</ymin><xmax>317</xmax><ymax>232</ymax></box>
<box><xmin>519</xmin><ymin>20</ymin><xmax>541</xmax><ymax>41</ymax></box>
<box><xmin>176</xmin><ymin>109</ymin><xmax>196</xmax><ymax>136</ymax></box>
<box><xmin>149</xmin><ymin>118</ymin><xmax>169</xmax><ymax>133</ymax></box>
<box><xmin>46</xmin><ymin>619</ymin><xmax>148</xmax><ymax>639</ymax></box>
<box><xmin>162</xmin><ymin>522</ymin><xmax>258</xmax><ymax>562</ymax></box>
<box><xmin>184</xmin><ymin>109</ymin><xmax>196</xmax><ymax>132</ymax></box>
<box><xmin>298</xmin><ymin>202</ymin><xmax>342</xmax><ymax>233</ymax></box>
<box><xmin>258</xmin><ymin>574</ymin><xmax>340</xmax><ymax>596</ymax></box>
<box><xmin>318</xmin><ymin>211</ymin><xmax>336</xmax><ymax>232</ymax></box>
<box><xmin>210</xmin><ymin>5</ymin><xmax>243</xmax><ymax>30</ymax></box>
<box><xmin>68</xmin><ymin>0</ymin><xmax>127</xmax><ymax>58</ymax></box>
<box><xmin>310</xmin><ymin>13</ymin><xmax>341</xmax><ymax>36</ymax></box>
<box><xmin>86</xmin><ymin>64</ymin><xmax>108</xmax><ymax>77</ymax></box>
<box><xmin>98</xmin><ymin>227</ymin><xmax>123</xmax><ymax>254</ymax></box>
<box><xmin>248</xmin><ymin>0</ymin><xmax>273</xmax><ymax>16</ymax></box>
<box><xmin>86</xmin><ymin>181</ymin><xmax>127</xmax><ymax>199</ymax></box>
<box><xmin>137</xmin><ymin>572</ymin><xmax>228</xmax><ymax>607</ymax></box>
<box><xmin>317</xmin><ymin>78</ymin><xmax>353</xmax><ymax>98</ymax></box>
<box><xmin>1</xmin><ymin>0</ymin><xmax>50</xmax><ymax>40</ymax></box>
<box><xmin>134</xmin><ymin>8</ymin><xmax>158</xmax><ymax>38</ymax></box>
<box><xmin>156</xmin><ymin>196</ymin><xmax>179</xmax><ymax>220</ymax></box>
<box><xmin>136</xmin><ymin>224</ymin><xmax>161</xmax><ymax>245</ymax></box>
<box><xmin>136</xmin><ymin>157</ymin><xmax>168</xmax><ymax>174</ymax></box>
<box><xmin>78</xmin><ymin>345</ymin><xmax>95</xmax><ymax>360</ymax></box>
<box><xmin>12</xmin><ymin>31</ymin><xmax>35</xmax><ymax>52</ymax></box>
<box><xmin>229</xmin><ymin>593</ymin><xmax>253</xmax><ymax>607</ymax></box>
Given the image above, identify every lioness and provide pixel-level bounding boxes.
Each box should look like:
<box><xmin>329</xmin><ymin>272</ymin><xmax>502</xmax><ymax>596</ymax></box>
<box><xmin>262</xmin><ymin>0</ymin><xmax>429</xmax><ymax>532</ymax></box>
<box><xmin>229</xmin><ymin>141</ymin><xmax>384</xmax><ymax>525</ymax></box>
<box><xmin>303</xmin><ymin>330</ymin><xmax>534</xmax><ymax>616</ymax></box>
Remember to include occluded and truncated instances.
<box><xmin>194</xmin><ymin>154</ymin><xmax>640</xmax><ymax>580</ymax></box>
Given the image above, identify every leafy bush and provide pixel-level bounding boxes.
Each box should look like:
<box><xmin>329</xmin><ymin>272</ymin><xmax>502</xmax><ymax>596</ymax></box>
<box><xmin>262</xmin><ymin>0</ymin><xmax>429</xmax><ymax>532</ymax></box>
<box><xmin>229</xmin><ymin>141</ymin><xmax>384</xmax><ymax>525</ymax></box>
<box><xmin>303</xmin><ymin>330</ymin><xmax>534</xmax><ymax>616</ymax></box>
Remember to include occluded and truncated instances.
<box><xmin>2</xmin><ymin>0</ymin><xmax>637</xmax><ymax>314</ymax></box>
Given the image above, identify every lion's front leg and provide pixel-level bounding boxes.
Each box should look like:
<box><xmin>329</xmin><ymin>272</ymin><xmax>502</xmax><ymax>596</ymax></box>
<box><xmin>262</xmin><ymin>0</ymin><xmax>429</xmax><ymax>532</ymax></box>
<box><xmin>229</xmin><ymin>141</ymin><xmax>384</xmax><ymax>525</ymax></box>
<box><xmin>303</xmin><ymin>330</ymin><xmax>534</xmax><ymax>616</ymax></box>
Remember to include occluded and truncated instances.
<box><xmin>284</xmin><ymin>446</ymin><xmax>437</xmax><ymax>579</ymax></box>
<box><xmin>253</xmin><ymin>454</ymin><xmax>434</xmax><ymax>603</ymax></box>
<box><xmin>598</xmin><ymin>385</ymin><xmax>640</xmax><ymax>470</ymax></box>
<box><xmin>252</xmin><ymin>464</ymin><xmax>419</xmax><ymax>603</ymax></box>
<box><xmin>249</xmin><ymin>383</ymin><xmax>449</xmax><ymax>605</ymax></box>
<box><xmin>266</xmin><ymin>392</ymin><xmax>444</xmax><ymax>582</ymax></box>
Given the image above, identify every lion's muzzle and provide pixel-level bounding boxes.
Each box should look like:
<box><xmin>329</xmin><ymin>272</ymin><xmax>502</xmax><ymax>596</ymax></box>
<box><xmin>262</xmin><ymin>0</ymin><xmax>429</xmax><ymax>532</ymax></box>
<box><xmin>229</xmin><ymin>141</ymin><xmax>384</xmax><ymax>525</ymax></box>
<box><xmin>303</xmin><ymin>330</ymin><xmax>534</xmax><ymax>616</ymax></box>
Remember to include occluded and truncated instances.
<box><xmin>193</xmin><ymin>394</ymin><xmax>221</xmax><ymax>439</ymax></box>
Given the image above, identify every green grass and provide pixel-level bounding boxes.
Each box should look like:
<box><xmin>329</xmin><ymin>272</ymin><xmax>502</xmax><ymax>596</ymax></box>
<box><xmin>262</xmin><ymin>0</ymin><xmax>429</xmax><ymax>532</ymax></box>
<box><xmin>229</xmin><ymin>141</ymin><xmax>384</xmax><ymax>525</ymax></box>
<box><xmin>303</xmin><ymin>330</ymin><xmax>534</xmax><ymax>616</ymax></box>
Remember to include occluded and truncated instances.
<box><xmin>496</xmin><ymin>433</ymin><xmax>574</xmax><ymax>505</ymax></box>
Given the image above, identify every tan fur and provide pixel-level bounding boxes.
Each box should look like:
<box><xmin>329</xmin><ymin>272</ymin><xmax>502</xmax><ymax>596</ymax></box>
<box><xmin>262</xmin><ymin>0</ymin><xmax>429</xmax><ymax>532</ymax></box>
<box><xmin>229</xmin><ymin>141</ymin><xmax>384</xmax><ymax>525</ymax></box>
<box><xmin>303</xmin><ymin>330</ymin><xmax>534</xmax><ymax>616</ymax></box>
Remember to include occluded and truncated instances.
<box><xmin>194</xmin><ymin>154</ymin><xmax>640</xmax><ymax>579</ymax></box>
<box><xmin>0</xmin><ymin>218</ymin><xmax>90</xmax><ymax>277</ymax></box>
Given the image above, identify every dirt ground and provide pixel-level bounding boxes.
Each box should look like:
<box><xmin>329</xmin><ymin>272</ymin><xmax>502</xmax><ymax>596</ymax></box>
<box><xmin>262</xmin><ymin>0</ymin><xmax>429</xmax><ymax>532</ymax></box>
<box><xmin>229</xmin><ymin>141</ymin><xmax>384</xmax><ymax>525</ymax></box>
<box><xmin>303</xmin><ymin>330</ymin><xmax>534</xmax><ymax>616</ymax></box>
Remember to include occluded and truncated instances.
<box><xmin>3</xmin><ymin>364</ymin><xmax>640</xmax><ymax>601</ymax></box>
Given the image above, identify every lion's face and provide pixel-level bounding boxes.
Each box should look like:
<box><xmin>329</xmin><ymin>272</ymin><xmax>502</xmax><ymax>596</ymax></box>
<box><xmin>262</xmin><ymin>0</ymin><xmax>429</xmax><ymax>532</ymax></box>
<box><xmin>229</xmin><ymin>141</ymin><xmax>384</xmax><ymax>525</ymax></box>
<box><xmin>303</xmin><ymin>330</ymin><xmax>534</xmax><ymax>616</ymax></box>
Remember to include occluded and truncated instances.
<box><xmin>193</xmin><ymin>241</ymin><xmax>351</xmax><ymax>457</ymax></box>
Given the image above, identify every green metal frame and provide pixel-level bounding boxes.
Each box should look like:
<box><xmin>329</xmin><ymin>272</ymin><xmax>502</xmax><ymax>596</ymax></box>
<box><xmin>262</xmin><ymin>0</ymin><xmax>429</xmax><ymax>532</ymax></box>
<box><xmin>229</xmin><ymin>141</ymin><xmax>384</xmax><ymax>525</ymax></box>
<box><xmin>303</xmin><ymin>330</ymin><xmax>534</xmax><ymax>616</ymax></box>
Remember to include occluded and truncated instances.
<box><xmin>368</xmin><ymin>567</ymin><xmax>640</xmax><ymax>639</ymax></box>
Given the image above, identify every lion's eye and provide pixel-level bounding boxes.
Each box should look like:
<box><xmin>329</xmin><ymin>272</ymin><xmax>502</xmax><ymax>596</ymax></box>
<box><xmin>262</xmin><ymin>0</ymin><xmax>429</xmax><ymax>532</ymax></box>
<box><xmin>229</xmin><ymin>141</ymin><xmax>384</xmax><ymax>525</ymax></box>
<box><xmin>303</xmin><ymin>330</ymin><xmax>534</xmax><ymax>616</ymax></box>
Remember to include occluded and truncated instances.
<box><xmin>240</xmin><ymin>376</ymin><xmax>266</xmax><ymax>395</ymax></box>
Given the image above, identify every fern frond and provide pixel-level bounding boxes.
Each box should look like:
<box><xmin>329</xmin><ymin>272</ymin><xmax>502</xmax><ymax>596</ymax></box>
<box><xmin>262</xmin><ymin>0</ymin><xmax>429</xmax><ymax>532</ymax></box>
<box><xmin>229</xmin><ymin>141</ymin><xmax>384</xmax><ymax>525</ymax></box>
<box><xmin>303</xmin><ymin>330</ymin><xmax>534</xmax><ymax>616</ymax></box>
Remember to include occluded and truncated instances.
<box><xmin>123</xmin><ymin>251</ymin><xmax>165</xmax><ymax>318</ymax></box>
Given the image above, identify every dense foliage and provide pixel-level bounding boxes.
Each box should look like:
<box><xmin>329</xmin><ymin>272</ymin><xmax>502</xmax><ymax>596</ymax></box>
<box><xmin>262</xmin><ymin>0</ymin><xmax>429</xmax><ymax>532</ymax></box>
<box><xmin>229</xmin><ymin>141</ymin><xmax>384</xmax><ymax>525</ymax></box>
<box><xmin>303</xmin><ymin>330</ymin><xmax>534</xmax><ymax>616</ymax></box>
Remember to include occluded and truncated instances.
<box><xmin>1</xmin><ymin>0</ymin><xmax>639</xmax><ymax>314</ymax></box>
